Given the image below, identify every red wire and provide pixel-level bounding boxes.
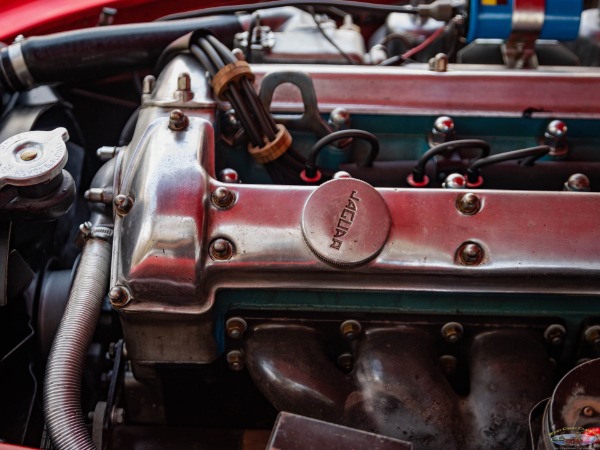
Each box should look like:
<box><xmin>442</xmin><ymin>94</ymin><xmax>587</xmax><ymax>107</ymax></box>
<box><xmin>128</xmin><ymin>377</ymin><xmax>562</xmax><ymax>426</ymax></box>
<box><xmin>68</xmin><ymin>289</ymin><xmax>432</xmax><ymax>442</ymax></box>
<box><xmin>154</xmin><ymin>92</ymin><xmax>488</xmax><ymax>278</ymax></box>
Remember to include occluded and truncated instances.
<box><xmin>401</xmin><ymin>24</ymin><xmax>447</xmax><ymax>60</ymax></box>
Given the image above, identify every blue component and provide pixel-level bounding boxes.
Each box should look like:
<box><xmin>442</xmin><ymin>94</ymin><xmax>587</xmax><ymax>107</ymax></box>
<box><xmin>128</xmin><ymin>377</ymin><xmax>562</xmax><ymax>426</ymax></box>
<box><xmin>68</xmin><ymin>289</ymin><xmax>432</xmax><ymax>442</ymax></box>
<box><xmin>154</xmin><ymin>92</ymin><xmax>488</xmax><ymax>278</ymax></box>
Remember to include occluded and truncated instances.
<box><xmin>540</xmin><ymin>0</ymin><xmax>583</xmax><ymax>40</ymax></box>
<box><xmin>467</xmin><ymin>0</ymin><xmax>582</xmax><ymax>43</ymax></box>
<box><xmin>467</xmin><ymin>0</ymin><xmax>513</xmax><ymax>42</ymax></box>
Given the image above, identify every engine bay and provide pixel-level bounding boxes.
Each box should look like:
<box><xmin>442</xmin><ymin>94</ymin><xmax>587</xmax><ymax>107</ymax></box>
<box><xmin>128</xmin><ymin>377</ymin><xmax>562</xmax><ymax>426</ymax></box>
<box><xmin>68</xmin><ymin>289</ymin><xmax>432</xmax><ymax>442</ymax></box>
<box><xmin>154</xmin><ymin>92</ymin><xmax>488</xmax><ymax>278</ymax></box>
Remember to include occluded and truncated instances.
<box><xmin>1</xmin><ymin>1</ymin><xmax>600</xmax><ymax>449</ymax></box>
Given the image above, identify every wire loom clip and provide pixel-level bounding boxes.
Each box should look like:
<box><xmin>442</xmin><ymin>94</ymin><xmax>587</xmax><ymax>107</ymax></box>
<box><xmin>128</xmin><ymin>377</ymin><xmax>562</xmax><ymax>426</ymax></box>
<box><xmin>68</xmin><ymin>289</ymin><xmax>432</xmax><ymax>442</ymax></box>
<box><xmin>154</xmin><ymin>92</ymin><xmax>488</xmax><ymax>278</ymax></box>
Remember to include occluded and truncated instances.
<box><xmin>248</xmin><ymin>124</ymin><xmax>292</xmax><ymax>164</ymax></box>
<box><xmin>211</xmin><ymin>60</ymin><xmax>255</xmax><ymax>99</ymax></box>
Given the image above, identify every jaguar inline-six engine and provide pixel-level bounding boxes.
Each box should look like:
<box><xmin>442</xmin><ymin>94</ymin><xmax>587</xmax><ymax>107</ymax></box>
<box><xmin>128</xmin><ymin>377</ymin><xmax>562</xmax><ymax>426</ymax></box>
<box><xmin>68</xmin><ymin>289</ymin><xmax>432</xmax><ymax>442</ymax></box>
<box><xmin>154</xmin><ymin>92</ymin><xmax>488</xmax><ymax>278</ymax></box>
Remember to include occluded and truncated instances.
<box><xmin>1</xmin><ymin>1</ymin><xmax>600</xmax><ymax>450</ymax></box>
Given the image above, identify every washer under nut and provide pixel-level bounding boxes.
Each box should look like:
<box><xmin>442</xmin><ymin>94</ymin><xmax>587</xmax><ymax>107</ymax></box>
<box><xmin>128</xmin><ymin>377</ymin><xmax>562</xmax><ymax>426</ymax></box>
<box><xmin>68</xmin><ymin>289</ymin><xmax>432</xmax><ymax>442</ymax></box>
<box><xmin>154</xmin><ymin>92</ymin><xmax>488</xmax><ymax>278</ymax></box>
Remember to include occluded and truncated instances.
<box><xmin>340</xmin><ymin>320</ymin><xmax>362</xmax><ymax>340</ymax></box>
<box><xmin>544</xmin><ymin>324</ymin><xmax>566</xmax><ymax>346</ymax></box>
<box><xmin>337</xmin><ymin>353</ymin><xmax>354</xmax><ymax>373</ymax></box>
<box><xmin>114</xmin><ymin>194</ymin><xmax>134</xmax><ymax>216</ymax></box>
<box><xmin>169</xmin><ymin>109</ymin><xmax>189</xmax><ymax>131</ymax></box>
<box><xmin>226</xmin><ymin>350</ymin><xmax>244</xmax><ymax>371</ymax></box>
<box><xmin>441</xmin><ymin>322</ymin><xmax>463</xmax><ymax>343</ymax></box>
<box><xmin>109</xmin><ymin>286</ymin><xmax>130</xmax><ymax>308</ymax></box>
<box><xmin>226</xmin><ymin>317</ymin><xmax>247</xmax><ymax>339</ymax></box>
<box><xmin>457</xmin><ymin>242</ymin><xmax>484</xmax><ymax>266</ymax></box>
<box><xmin>212</xmin><ymin>187</ymin><xmax>236</xmax><ymax>209</ymax></box>
<box><xmin>209</xmin><ymin>238</ymin><xmax>234</xmax><ymax>261</ymax></box>
<box><xmin>456</xmin><ymin>193</ymin><xmax>481</xmax><ymax>215</ymax></box>
<box><xmin>582</xmin><ymin>406</ymin><xmax>595</xmax><ymax>417</ymax></box>
<box><xmin>584</xmin><ymin>325</ymin><xmax>600</xmax><ymax>345</ymax></box>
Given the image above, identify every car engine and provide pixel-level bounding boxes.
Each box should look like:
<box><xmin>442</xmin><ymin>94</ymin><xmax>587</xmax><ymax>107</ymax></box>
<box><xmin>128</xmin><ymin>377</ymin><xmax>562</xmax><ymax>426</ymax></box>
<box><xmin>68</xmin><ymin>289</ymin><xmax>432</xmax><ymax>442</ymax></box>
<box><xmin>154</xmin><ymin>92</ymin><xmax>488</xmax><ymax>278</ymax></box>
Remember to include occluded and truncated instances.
<box><xmin>1</xmin><ymin>1</ymin><xmax>600</xmax><ymax>449</ymax></box>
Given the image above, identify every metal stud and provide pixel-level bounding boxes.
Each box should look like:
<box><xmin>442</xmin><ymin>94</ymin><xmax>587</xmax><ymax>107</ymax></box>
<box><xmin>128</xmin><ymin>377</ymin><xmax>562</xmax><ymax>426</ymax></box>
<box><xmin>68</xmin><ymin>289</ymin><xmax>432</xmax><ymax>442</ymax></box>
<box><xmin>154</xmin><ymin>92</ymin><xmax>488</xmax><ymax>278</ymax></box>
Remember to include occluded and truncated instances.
<box><xmin>209</xmin><ymin>238</ymin><xmax>234</xmax><ymax>261</ymax></box>
<box><xmin>340</xmin><ymin>320</ymin><xmax>362</xmax><ymax>340</ymax></box>
<box><xmin>212</xmin><ymin>187</ymin><xmax>236</xmax><ymax>209</ymax></box>
<box><xmin>457</xmin><ymin>242</ymin><xmax>484</xmax><ymax>266</ymax></box>
<box><xmin>456</xmin><ymin>193</ymin><xmax>481</xmax><ymax>215</ymax></box>
<box><xmin>226</xmin><ymin>317</ymin><xmax>247</xmax><ymax>339</ymax></box>
<box><xmin>114</xmin><ymin>194</ymin><xmax>134</xmax><ymax>216</ymax></box>
<box><xmin>109</xmin><ymin>286</ymin><xmax>130</xmax><ymax>308</ymax></box>
<box><xmin>441</xmin><ymin>322</ymin><xmax>463</xmax><ymax>343</ymax></box>
<box><xmin>584</xmin><ymin>325</ymin><xmax>600</xmax><ymax>346</ymax></box>
<box><xmin>337</xmin><ymin>353</ymin><xmax>354</xmax><ymax>373</ymax></box>
<box><xmin>168</xmin><ymin>109</ymin><xmax>189</xmax><ymax>131</ymax></box>
<box><xmin>226</xmin><ymin>350</ymin><xmax>244</xmax><ymax>371</ymax></box>
<box><xmin>544</xmin><ymin>324</ymin><xmax>566</xmax><ymax>346</ymax></box>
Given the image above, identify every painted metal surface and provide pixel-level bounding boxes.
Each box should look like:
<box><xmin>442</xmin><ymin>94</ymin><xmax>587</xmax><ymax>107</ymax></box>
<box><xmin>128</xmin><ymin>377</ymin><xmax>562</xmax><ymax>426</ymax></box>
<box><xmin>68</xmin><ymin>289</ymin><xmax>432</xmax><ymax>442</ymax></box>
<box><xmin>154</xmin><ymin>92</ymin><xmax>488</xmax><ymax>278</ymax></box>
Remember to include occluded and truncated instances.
<box><xmin>252</xmin><ymin>64</ymin><xmax>600</xmax><ymax>118</ymax></box>
<box><xmin>0</xmin><ymin>0</ymin><xmax>238</xmax><ymax>42</ymax></box>
<box><xmin>112</xmin><ymin>55</ymin><xmax>600</xmax><ymax>368</ymax></box>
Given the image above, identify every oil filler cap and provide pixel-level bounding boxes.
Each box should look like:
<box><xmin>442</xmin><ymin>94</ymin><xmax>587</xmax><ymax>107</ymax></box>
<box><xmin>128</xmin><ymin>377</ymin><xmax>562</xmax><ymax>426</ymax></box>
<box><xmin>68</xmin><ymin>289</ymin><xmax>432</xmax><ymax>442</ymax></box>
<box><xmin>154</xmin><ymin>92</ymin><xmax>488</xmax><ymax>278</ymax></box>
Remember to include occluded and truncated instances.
<box><xmin>301</xmin><ymin>178</ymin><xmax>390</xmax><ymax>267</ymax></box>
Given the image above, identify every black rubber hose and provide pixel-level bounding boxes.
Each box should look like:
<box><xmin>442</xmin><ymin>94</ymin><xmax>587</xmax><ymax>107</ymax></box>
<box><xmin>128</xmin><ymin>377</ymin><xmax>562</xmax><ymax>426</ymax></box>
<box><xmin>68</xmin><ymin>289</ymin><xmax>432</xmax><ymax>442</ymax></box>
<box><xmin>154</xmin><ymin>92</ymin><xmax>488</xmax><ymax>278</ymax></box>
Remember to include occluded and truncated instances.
<box><xmin>305</xmin><ymin>129</ymin><xmax>379</xmax><ymax>178</ymax></box>
<box><xmin>198</xmin><ymin>36</ymin><xmax>226</xmax><ymax>68</ymax></box>
<box><xmin>412</xmin><ymin>139</ymin><xmax>491</xmax><ymax>183</ymax></box>
<box><xmin>118</xmin><ymin>107</ymin><xmax>140</xmax><ymax>146</ymax></box>
<box><xmin>240</xmin><ymin>78</ymin><xmax>277</xmax><ymax>141</ymax></box>
<box><xmin>205</xmin><ymin>34</ymin><xmax>236</xmax><ymax>64</ymax></box>
<box><xmin>190</xmin><ymin>41</ymin><xmax>263</xmax><ymax>145</ymax></box>
<box><xmin>158</xmin><ymin>0</ymin><xmax>418</xmax><ymax>21</ymax></box>
<box><xmin>0</xmin><ymin>15</ymin><xmax>242</xmax><ymax>92</ymax></box>
<box><xmin>466</xmin><ymin>145</ymin><xmax>550</xmax><ymax>184</ymax></box>
<box><xmin>189</xmin><ymin>43</ymin><xmax>218</xmax><ymax>76</ymax></box>
<box><xmin>204</xmin><ymin>35</ymin><xmax>278</xmax><ymax>139</ymax></box>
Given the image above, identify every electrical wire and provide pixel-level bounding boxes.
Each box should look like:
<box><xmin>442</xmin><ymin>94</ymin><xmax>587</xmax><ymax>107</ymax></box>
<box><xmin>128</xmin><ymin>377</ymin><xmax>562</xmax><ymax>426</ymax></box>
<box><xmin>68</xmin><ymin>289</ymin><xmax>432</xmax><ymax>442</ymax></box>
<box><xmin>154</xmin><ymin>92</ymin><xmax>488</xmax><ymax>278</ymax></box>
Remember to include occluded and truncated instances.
<box><xmin>305</xmin><ymin>129</ymin><xmax>379</xmax><ymax>178</ymax></box>
<box><xmin>307</xmin><ymin>6</ymin><xmax>356</xmax><ymax>65</ymax></box>
<box><xmin>157</xmin><ymin>0</ymin><xmax>420</xmax><ymax>21</ymax></box>
<box><xmin>204</xmin><ymin>34</ymin><xmax>278</xmax><ymax>138</ymax></box>
<box><xmin>378</xmin><ymin>32</ymin><xmax>413</xmax><ymax>49</ymax></box>
<box><xmin>412</xmin><ymin>139</ymin><xmax>491</xmax><ymax>183</ymax></box>
<box><xmin>190</xmin><ymin>34</ymin><xmax>382</xmax><ymax>185</ymax></box>
<box><xmin>190</xmin><ymin>40</ymin><xmax>264</xmax><ymax>145</ymax></box>
<box><xmin>245</xmin><ymin>12</ymin><xmax>260</xmax><ymax>63</ymax></box>
<box><xmin>378</xmin><ymin>22</ymin><xmax>453</xmax><ymax>66</ymax></box>
<box><xmin>466</xmin><ymin>145</ymin><xmax>551</xmax><ymax>184</ymax></box>
<box><xmin>0</xmin><ymin>92</ymin><xmax>19</xmax><ymax>121</ymax></box>
<box><xmin>401</xmin><ymin>23</ymin><xmax>448</xmax><ymax>60</ymax></box>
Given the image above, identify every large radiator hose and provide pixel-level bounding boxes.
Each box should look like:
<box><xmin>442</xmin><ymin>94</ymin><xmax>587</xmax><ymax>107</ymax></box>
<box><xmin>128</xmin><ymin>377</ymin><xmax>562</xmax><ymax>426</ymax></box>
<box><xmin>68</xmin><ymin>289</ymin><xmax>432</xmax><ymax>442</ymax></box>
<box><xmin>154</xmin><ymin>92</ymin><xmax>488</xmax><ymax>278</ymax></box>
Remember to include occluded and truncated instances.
<box><xmin>43</xmin><ymin>224</ymin><xmax>113</xmax><ymax>450</ymax></box>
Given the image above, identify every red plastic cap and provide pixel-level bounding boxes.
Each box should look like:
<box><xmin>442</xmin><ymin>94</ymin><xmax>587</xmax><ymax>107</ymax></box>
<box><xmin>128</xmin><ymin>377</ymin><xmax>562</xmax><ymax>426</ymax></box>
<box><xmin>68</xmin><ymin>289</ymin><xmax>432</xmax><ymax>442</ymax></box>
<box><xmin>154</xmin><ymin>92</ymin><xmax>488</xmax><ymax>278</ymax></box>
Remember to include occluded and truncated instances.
<box><xmin>406</xmin><ymin>173</ymin><xmax>429</xmax><ymax>187</ymax></box>
<box><xmin>300</xmin><ymin>169</ymin><xmax>322</xmax><ymax>183</ymax></box>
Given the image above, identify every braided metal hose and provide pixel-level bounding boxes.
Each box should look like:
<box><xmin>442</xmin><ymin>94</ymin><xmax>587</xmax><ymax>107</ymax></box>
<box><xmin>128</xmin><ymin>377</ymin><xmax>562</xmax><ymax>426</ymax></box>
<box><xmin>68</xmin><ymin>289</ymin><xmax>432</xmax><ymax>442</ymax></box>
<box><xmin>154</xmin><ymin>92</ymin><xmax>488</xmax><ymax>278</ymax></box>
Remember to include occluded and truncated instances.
<box><xmin>44</xmin><ymin>225</ymin><xmax>113</xmax><ymax>450</ymax></box>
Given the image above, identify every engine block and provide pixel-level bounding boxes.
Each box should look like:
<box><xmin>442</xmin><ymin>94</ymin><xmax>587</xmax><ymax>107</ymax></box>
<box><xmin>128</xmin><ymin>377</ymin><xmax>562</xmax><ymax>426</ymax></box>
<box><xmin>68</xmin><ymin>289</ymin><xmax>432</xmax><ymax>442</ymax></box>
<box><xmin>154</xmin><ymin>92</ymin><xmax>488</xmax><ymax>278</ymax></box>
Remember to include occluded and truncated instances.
<box><xmin>2</xmin><ymin>3</ymin><xmax>600</xmax><ymax>448</ymax></box>
<box><xmin>107</xmin><ymin>54</ymin><xmax>600</xmax><ymax>448</ymax></box>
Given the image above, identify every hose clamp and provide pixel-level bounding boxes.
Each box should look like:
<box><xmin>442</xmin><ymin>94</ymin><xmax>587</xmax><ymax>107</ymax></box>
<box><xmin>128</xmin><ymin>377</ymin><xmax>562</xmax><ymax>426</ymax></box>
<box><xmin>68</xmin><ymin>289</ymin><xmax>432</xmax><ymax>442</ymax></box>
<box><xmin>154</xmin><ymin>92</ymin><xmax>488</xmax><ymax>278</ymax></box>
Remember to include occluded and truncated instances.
<box><xmin>76</xmin><ymin>222</ymin><xmax>114</xmax><ymax>246</ymax></box>
<box><xmin>90</xmin><ymin>226</ymin><xmax>114</xmax><ymax>241</ymax></box>
<box><xmin>7</xmin><ymin>41</ymin><xmax>35</xmax><ymax>90</ymax></box>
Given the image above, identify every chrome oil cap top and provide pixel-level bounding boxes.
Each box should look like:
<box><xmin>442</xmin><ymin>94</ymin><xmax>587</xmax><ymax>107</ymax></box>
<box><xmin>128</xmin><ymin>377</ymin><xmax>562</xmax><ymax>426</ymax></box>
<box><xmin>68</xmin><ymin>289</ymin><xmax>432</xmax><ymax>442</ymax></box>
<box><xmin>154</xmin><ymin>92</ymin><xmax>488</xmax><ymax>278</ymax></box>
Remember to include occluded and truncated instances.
<box><xmin>301</xmin><ymin>177</ymin><xmax>391</xmax><ymax>267</ymax></box>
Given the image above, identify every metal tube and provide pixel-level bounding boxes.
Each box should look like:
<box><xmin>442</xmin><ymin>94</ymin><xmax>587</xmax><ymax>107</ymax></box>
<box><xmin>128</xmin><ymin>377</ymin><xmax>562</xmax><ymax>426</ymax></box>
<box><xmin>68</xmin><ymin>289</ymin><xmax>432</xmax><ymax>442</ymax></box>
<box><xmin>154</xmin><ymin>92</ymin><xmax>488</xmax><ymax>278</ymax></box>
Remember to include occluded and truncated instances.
<box><xmin>43</xmin><ymin>226</ymin><xmax>113</xmax><ymax>450</ymax></box>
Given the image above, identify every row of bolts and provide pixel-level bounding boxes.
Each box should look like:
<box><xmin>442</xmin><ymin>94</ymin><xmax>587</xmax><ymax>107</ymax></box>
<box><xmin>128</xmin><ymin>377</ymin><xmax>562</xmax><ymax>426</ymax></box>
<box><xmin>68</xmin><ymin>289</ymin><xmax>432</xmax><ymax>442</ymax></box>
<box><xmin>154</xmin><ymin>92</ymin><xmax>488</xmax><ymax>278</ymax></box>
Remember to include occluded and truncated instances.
<box><xmin>223</xmin><ymin>317</ymin><xmax>600</xmax><ymax>386</ymax></box>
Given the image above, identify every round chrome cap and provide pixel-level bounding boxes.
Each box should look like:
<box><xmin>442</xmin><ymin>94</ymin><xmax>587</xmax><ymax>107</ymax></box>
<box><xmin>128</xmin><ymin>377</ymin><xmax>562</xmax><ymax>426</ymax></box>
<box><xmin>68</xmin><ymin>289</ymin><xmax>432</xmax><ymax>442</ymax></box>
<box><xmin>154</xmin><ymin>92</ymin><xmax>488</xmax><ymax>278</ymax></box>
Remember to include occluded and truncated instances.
<box><xmin>301</xmin><ymin>178</ymin><xmax>390</xmax><ymax>267</ymax></box>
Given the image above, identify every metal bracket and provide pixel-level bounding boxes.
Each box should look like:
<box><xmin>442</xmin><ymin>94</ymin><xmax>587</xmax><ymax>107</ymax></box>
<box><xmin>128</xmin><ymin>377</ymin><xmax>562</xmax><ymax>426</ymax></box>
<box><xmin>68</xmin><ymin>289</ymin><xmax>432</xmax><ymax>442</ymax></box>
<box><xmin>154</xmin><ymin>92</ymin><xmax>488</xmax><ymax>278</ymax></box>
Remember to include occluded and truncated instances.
<box><xmin>502</xmin><ymin>33</ymin><xmax>539</xmax><ymax>69</ymax></box>
<box><xmin>258</xmin><ymin>71</ymin><xmax>332</xmax><ymax>138</ymax></box>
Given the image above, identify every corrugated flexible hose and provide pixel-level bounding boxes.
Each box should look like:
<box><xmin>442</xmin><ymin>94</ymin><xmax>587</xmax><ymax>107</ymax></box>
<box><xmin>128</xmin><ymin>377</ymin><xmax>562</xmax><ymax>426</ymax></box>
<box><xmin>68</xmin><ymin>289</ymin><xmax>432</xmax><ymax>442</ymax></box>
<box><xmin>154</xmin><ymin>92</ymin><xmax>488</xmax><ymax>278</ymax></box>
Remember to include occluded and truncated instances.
<box><xmin>43</xmin><ymin>226</ymin><xmax>113</xmax><ymax>450</ymax></box>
